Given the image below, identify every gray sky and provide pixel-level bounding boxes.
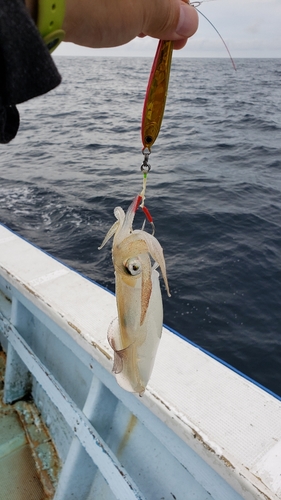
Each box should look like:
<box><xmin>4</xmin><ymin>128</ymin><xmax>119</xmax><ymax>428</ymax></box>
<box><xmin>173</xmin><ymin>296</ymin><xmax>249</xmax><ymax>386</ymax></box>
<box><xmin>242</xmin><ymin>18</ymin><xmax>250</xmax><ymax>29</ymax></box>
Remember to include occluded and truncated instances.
<box><xmin>55</xmin><ymin>0</ymin><xmax>281</xmax><ymax>58</ymax></box>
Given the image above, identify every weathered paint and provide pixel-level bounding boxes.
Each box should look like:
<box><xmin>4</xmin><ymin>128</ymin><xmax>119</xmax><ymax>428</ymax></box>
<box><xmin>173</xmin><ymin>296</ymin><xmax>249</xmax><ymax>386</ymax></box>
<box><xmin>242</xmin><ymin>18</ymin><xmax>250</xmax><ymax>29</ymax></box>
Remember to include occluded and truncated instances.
<box><xmin>0</xmin><ymin>352</ymin><xmax>60</xmax><ymax>499</ymax></box>
<box><xmin>117</xmin><ymin>414</ymin><xmax>138</xmax><ymax>457</ymax></box>
<box><xmin>1</xmin><ymin>224</ymin><xmax>281</xmax><ymax>500</ymax></box>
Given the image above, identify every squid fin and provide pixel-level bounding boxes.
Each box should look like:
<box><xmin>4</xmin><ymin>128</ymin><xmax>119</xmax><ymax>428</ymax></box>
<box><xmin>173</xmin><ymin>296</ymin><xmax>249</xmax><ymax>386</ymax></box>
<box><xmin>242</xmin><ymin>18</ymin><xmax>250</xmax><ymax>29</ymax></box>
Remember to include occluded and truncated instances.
<box><xmin>107</xmin><ymin>317</ymin><xmax>135</xmax><ymax>375</ymax></box>
<box><xmin>112</xmin><ymin>351</ymin><xmax>123</xmax><ymax>374</ymax></box>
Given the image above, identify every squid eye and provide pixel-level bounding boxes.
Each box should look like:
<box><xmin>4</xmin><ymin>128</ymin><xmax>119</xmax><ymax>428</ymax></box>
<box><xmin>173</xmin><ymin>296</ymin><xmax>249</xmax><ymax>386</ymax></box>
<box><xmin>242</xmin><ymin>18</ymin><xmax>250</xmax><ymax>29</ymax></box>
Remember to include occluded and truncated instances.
<box><xmin>124</xmin><ymin>258</ymin><xmax>142</xmax><ymax>276</ymax></box>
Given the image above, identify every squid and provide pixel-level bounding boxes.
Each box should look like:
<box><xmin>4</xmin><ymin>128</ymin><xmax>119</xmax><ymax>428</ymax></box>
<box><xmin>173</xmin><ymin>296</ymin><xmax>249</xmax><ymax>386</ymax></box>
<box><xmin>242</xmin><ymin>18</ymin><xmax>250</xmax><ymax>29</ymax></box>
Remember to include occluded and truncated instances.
<box><xmin>99</xmin><ymin>196</ymin><xmax>170</xmax><ymax>395</ymax></box>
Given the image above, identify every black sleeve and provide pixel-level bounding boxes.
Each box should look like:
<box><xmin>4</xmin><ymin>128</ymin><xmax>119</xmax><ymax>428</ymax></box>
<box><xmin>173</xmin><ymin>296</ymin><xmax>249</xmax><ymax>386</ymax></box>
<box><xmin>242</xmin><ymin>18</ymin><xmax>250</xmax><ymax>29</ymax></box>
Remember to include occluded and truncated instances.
<box><xmin>0</xmin><ymin>0</ymin><xmax>62</xmax><ymax>143</ymax></box>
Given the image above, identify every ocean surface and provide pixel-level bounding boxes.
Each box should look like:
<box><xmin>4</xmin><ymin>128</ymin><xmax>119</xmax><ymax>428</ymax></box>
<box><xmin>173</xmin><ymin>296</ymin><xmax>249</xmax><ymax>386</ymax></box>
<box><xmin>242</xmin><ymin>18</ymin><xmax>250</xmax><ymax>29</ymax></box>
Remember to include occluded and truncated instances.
<box><xmin>1</xmin><ymin>57</ymin><xmax>281</xmax><ymax>397</ymax></box>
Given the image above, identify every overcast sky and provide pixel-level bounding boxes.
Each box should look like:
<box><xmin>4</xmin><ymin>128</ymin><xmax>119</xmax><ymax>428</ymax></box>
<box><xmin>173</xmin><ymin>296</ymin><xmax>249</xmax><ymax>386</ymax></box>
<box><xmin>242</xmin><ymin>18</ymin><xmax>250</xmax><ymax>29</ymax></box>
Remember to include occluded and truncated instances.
<box><xmin>55</xmin><ymin>0</ymin><xmax>281</xmax><ymax>58</ymax></box>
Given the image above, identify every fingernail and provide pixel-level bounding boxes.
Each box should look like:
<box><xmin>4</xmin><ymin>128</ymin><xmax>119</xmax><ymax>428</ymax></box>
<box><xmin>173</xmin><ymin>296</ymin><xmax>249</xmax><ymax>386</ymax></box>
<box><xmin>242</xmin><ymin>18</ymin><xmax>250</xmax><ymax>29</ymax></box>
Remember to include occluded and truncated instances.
<box><xmin>176</xmin><ymin>4</ymin><xmax>193</xmax><ymax>37</ymax></box>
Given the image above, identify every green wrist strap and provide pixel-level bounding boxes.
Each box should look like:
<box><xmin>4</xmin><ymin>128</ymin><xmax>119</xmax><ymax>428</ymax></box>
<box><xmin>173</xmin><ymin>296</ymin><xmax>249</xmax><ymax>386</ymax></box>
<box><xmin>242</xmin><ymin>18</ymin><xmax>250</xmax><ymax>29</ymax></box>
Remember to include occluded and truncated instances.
<box><xmin>37</xmin><ymin>0</ymin><xmax>65</xmax><ymax>53</ymax></box>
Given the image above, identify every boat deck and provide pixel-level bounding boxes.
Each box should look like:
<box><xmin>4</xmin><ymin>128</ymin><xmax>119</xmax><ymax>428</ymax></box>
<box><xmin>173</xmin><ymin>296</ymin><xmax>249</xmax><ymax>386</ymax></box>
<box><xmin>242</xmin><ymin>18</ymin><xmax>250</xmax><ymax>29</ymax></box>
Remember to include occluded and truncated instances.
<box><xmin>1</xmin><ymin>223</ymin><xmax>281</xmax><ymax>500</ymax></box>
<box><xmin>0</xmin><ymin>351</ymin><xmax>60</xmax><ymax>500</ymax></box>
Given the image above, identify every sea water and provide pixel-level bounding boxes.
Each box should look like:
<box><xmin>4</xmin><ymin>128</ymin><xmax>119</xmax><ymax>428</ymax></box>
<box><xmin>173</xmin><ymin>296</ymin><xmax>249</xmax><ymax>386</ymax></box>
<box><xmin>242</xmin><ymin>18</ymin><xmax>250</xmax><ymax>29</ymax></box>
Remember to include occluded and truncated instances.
<box><xmin>1</xmin><ymin>57</ymin><xmax>280</xmax><ymax>396</ymax></box>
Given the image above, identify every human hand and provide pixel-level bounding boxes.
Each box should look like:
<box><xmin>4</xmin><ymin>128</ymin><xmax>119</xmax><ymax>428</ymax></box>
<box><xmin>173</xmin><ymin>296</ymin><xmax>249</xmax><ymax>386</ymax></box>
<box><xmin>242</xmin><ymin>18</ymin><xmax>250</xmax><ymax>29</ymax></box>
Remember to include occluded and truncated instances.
<box><xmin>62</xmin><ymin>0</ymin><xmax>198</xmax><ymax>50</ymax></box>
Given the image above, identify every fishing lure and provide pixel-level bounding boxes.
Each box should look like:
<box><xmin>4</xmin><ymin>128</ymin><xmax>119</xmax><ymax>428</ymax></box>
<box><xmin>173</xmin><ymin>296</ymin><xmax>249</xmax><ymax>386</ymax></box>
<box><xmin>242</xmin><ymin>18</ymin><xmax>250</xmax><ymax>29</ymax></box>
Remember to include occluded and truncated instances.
<box><xmin>142</xmin><ymin>1</ymin><xmax>236</xmax><ymax>153</ymax></box>
<box><xmin>99</xmin><ymin>34</ymin><xmax>174</xmax><ymax>394</ymax></box>
<box><xmin>99</xmin><ymin>30</ymin><xmax>173</xmax><ymax>395</ymax></box>
<box><xmin>99</xmin><ymin>1</ymin><xmax>235</xmax><ymax>394</ymax></box>
<box><xmin>99</xmin><ymin>196</ymin><xmax>170</xmax><ymax>395</ymax></box>
<box><xmin>141</xmin><ymin>39</ymin><xmax>174</xmax><ymax>150</ymax></box>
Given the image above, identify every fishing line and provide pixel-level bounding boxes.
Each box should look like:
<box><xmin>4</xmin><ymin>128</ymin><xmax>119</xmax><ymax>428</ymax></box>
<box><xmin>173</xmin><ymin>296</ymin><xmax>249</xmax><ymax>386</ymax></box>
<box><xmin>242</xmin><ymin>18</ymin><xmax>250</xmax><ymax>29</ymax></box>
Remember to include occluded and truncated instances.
<box><xmin>137</xmin><ymin>0</ymin><xmax>236</xmax><ymax>228</ymax></box>
<box><xmin>194</xmin><ymin>7</ymin><xmax>237</xmax><ymax>71</ymax></box>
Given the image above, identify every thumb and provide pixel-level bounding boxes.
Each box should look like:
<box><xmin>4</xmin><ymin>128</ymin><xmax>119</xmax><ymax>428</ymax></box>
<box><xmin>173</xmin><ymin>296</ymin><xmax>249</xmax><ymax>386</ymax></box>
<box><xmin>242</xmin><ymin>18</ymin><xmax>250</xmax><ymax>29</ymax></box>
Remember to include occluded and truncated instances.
<box><xmin>141</xmin><ymin>0</ymin><xmax>198</xmax><ymax>42</ymax></box>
